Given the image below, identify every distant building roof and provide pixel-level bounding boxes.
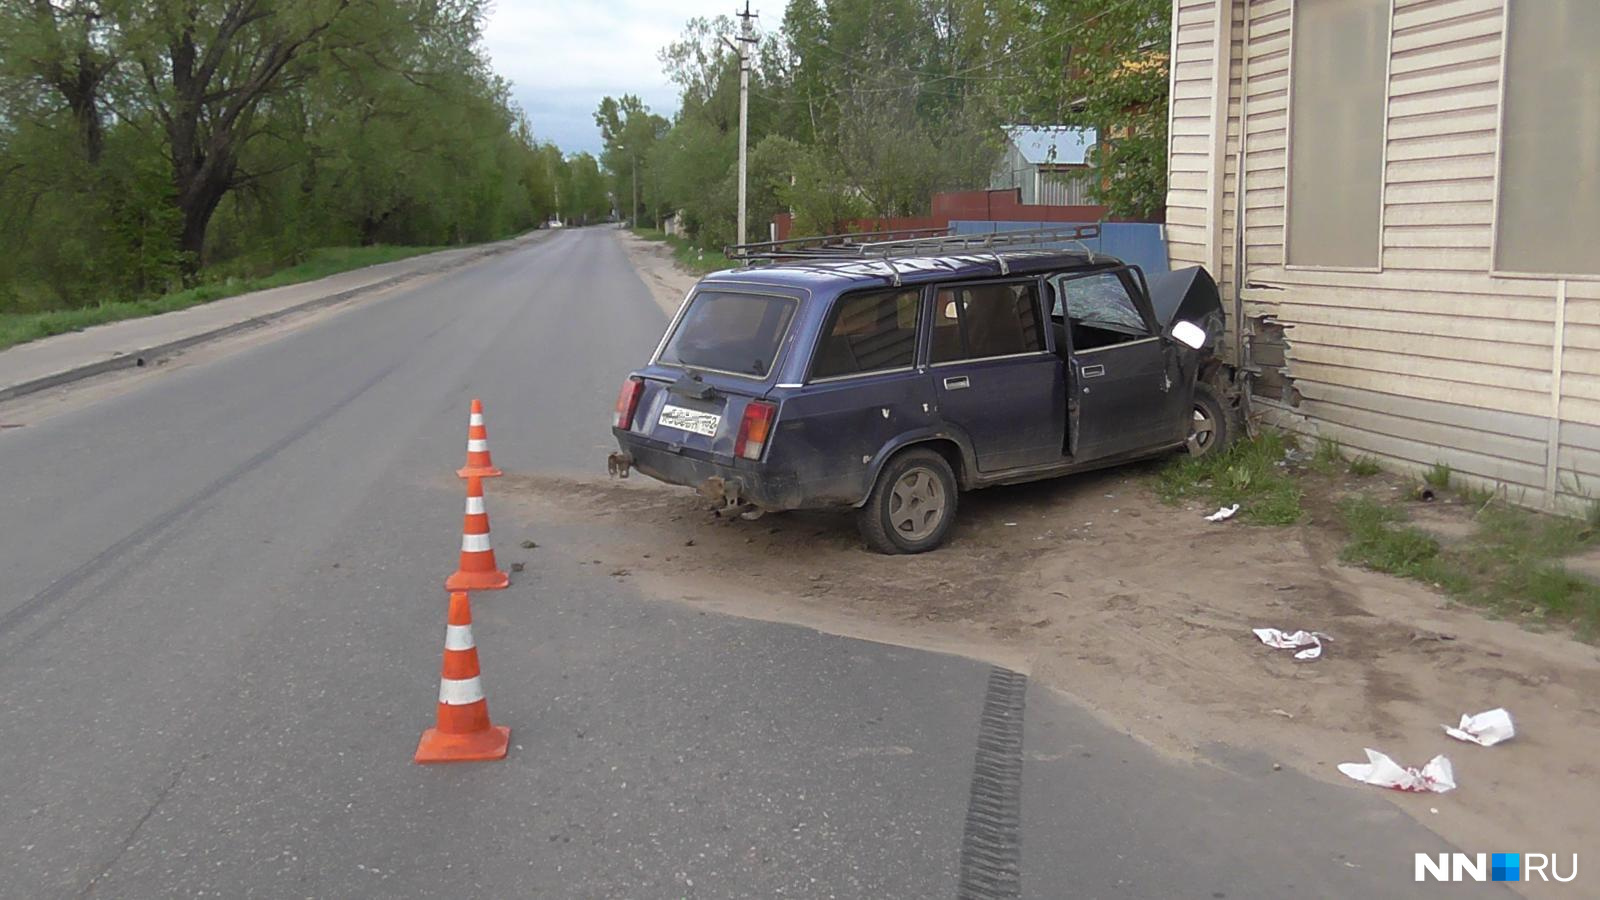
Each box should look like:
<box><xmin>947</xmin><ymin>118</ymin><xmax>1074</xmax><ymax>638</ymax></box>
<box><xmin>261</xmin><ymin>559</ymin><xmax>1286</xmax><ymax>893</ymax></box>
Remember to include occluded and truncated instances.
<box><xmin>1004</xmin><ymin>126</ymin><xmax>1097</xmax><ymax>166</ymax></box>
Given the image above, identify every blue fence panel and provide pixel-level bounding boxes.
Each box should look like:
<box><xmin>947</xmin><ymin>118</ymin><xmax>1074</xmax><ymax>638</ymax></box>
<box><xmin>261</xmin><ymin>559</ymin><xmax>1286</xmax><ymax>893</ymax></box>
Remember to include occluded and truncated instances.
<box><xmin>949</xmin><ymin>220</ymin><xmax>1169</xmax><ymax>275</ymax></box>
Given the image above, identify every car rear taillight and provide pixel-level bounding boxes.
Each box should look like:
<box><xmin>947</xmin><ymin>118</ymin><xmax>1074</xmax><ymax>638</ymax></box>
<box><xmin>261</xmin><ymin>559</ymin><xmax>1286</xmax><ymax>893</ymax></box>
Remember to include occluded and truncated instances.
<box><xmin>735</xmin><ymin>400</ymin><xmax>777</xmax><ymax>460</ymax></box>
<box><xmin>613</xmin><ymin>377</ymin><xmax>644</xmax><ymax>429</ymax></box>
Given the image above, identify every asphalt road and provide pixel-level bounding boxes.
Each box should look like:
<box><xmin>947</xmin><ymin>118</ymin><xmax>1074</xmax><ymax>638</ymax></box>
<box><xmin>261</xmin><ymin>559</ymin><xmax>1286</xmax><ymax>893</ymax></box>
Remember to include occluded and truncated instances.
<box><xmin>0</xmin><ymin>228</ymin><xmax>1498</xmax><ymax>898</ymax></box>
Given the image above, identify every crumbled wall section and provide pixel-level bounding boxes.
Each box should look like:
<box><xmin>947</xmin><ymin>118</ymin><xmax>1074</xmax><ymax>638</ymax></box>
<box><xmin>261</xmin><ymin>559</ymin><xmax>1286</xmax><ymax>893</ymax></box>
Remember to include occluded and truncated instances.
<box><xmin>1246</xmin><ymin>315</ymin><xmax>1297</xmax><ymax>408</ymax></box>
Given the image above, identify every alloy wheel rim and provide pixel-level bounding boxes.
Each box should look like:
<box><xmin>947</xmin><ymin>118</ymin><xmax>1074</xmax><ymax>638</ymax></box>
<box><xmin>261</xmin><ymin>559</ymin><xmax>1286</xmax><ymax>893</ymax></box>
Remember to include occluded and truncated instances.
<box><xmin>889</xmin><ymin>467</ymin><xmax>946</xmax><ymax>541</ymax></box>
<box><xmin>1187</xmin><ymin>405</ymin><xmax>1216</xmax><ymax>453</ymax></box>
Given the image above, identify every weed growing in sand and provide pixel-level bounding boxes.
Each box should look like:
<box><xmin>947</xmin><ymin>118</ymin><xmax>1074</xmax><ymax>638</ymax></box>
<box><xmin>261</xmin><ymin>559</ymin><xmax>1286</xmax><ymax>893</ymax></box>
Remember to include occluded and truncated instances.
<box><xmin>1156</xmin><ymin>434</ymin><xmax>1302</xmax><ymax>525</ymax></box>
<box><xmin>1424</xmin><ymin>461</ymin><xmax>1454</xmax><ymax>490</ymax></box>
<box><xmin>1347</xmin><ymin>455</ymin><xmax>1382</xmax><ymax>477</ymax></box>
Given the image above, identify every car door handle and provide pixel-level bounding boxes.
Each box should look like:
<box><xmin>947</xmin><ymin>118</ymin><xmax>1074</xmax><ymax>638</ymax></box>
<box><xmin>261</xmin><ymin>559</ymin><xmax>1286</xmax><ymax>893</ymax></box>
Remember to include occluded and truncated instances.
<box><xmin>943</xmin><ymin>376</ymin><xmax>970</xmax><ymax>390</ymax></box>
<box><xmin>1080</xmin><ymin>364</ymin><xmax>1105</xmax><ymax>378</ymax></box>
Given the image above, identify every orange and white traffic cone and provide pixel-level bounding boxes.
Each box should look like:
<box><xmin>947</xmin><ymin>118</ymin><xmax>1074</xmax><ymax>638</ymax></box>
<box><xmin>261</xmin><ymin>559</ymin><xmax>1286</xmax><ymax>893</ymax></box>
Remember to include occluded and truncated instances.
<box><xmin>445</xmin><ymin>475</ymin><xmax>509</xmax><ymax>591</ymax></box>
<box><xmin>457</xmin><ymin>398</ymin><xmax>503</xmax><ymax>479</ymax></box>
<box><xmin>415</xmin><ymin>591</ymin><xmax>510</xmax><ymax>764</ymax></box>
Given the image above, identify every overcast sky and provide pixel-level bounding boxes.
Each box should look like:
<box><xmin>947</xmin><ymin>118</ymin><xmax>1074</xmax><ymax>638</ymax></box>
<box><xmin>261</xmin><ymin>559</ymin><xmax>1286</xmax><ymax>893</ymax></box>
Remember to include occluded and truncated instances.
<box><xmin>483</xmin><ymin>0</ymin><xmax>741</xmax><ymax>156</ymax></box>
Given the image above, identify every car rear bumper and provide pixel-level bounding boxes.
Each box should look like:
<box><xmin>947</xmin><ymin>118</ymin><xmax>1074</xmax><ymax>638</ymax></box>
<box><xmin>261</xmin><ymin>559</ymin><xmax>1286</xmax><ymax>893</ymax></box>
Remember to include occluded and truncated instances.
<box><xmin>611</xmin><ymin>429</ymin><xmax>805</xmax><ymax>510</ymax></box>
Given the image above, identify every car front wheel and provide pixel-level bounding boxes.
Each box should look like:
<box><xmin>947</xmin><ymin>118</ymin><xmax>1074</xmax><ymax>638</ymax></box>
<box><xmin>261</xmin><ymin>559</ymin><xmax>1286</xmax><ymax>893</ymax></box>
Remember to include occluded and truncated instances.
<box><xmin>1186</xmin><ymin>383</ymin><xmax>1233</xmax><ymax>457</ymax></box>
<box><xmin>857</xmin><ymin>448</ymin><xmax>959</xmax><ymax>554</ymax></box>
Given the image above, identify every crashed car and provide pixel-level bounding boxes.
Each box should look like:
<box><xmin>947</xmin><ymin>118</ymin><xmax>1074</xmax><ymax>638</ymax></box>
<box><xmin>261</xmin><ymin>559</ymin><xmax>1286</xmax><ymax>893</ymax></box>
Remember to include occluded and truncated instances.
<box><xmin>608</xmin><ymin>228</ymin><xmax>1235</xmax><ymax>554</ymax></box>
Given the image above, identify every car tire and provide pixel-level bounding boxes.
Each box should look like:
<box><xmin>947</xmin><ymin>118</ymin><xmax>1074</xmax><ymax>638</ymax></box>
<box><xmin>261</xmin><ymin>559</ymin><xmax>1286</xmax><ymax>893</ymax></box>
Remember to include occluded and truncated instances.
<box><xmin>1186</xmin><ymin>382</ymin><xmax>1235</xmax><ymax>457</ymax></box>
<box><xmin>857</xmin><ymin>448</ymin><xmax>959</xmax><ymax>555</ymax></box>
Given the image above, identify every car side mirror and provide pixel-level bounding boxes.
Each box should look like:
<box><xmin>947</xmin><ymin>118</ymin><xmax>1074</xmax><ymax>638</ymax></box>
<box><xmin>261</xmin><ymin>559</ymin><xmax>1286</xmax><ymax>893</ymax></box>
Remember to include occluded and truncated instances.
<box><xmin>1170</xmin><ymin>320</ymin><xmax>1207</xmax><ymax>350</ymax></box>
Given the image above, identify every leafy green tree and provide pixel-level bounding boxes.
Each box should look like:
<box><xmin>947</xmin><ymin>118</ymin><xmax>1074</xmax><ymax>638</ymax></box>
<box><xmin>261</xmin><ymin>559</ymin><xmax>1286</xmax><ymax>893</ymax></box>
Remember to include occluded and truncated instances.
<box><xmin>0</xmin><ymin>0</ymin><xmax>567</xmax><ymax>311</ymax></box>
<box><xmin>594</xmin><ymin>94</ymin><xmax>669</xmax><ymax>226</ymax></box>
<box><xmin>1011</xmin><ymin>0</ymin><xmax>1171</xmax><ymax>218</ymax></box>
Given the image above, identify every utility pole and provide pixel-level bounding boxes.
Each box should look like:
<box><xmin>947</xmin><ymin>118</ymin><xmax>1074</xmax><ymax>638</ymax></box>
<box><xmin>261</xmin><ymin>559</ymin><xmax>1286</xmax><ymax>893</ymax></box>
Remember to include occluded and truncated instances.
<box><xmin>632</xmin><ymin>152</ymin><xmax>639</xmax><ymax>228</ymax></box>
<box><xmin>735</xmin><ymin>1</ymin><xmax>756</xmax><ymax>246</ymax></box>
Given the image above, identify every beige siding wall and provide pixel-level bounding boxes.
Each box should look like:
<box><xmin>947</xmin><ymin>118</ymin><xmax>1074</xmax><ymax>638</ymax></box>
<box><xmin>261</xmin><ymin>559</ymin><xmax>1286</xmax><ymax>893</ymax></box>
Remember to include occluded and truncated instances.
<box><xmin>1166</xmin><ymin>0</ymin><xmax>1226</xmax><ymax>272</ymax></box>
<box><xmin>1174</xmin><ymin>0</ymin><xmax>1600</xmax><ymax>511</ymax></box>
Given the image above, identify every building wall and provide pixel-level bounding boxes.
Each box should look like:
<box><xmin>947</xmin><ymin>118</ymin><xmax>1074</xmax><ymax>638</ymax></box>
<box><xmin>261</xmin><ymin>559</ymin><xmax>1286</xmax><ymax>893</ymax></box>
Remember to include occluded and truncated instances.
<box><xmin>992</xmin><ymin>142</ymin><xmax>1040</xmax><ymax>204</ymax></box>
<box><xmin>1166</xmin><ymin>0</ymin><xmax>1600</xmax><ymax>511</ymax></box>
<box><xmin>1035</xmin><ymin>169</ymin><xmax>1094</xmax><ymax>207</ymax></box>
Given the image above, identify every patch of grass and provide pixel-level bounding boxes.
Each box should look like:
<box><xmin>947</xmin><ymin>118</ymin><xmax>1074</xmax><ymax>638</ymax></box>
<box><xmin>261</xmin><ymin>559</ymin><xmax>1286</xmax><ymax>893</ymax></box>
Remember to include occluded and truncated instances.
<box><xmin>1339</xmin><ymin>497</ymin><xmax>1467</xmax><ymax>588</ymax></box>
<box><xmin>1155</xmin><ymin>432</ymin><xmax>1303</xmax><ymax>525</ymax></box>
<box><xmin>1310</xmin><ymin>437</ymin><xmax>1344</xmax><ymax>474</ymax></box>
<box><xmin>0</xmin><ymin>244</ymin><xmax>443</xmax><ymax>352</ymax></box>
<box><xmin>1423</xmin><ymin>460</ymin><xmax>1454</xmax><ymax>489</ymax></box>
<box><xmin>1348</xmin><ymin>455</ymin><xmax>1382</xmax><ymax>477</ymax></box>
<box><xmin>1462</xmin><ymin>481</ymin><xmax>1498</xmax><ymax>508</ymax></box>
<box><xmin>1475</xmin><ymin>503</ymin><xmax>1593</xmax><ymax>559</ymax></box>
<box><xmin>1338</xmin><ymin>495</ymin><xmax>1600</xmax><ymax>638</ymax></box>
<box><xmin>632</xmin><ymin>227</ymin><xmax>733</xmax><ymax>275</ymax></box>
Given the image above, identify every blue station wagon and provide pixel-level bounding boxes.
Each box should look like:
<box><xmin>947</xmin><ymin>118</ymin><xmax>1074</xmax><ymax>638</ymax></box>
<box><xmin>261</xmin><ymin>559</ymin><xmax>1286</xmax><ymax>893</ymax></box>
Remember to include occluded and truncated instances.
<box><xmin>608</xmin><ymin>227</ymin><xmax>1235</xmax><ymax>553</ymax></box>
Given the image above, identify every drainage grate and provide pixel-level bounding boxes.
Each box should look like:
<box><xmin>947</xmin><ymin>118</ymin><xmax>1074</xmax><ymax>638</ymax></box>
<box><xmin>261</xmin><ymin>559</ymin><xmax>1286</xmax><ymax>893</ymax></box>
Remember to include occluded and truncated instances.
<box><xmin>957</xmin><ymin>666</ymin><xmax>1026</xmax><ymax>900</ymax></box>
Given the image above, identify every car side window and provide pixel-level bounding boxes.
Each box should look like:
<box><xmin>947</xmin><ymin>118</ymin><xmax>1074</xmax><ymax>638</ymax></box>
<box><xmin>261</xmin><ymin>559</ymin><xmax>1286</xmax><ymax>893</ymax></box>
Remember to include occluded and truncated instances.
<box><xmin>810</xmin><ymin>288</ymin><xmax>921</xmax><ymax>379</ymax></box>
<box><xmin>1052</xmin><ymin>271</ymin><xmax>1150</xmax><ymax>351</ymax></box>
<box><xmin>929</xmin><ymin>281</ymin><xmax>1044</xmax><ymax>363</ymax></box>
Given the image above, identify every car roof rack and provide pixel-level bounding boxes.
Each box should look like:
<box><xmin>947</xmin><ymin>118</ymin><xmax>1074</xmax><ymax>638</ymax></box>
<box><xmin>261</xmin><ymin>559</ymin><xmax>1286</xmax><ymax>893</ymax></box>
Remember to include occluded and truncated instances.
<box><xmin>724</xmin><ymin>223</ymin><xmax>1102</xmax><ymax>263</ymax></box>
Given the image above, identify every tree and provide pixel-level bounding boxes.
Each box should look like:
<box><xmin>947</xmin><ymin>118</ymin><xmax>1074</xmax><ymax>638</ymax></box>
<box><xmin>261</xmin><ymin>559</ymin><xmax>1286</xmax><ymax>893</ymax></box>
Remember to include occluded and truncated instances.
<box><xmin>0</xmin><ymin>0</ymin><xmax>568</xmax><ymax>312</ymax></box>
<box><xmin>1011</xmin><ymin>0</ymin><xmax>1171</xmax><ymax>218</ymax></box>
<box><xmin>126</xmin><ymin>1</ymin><xmax>363</xmax><ymax>271</ymax></box>
<box><xmin>594</xmin><ymin>94</ymin><xmax>667</xmax><ymax>226</ymax></box>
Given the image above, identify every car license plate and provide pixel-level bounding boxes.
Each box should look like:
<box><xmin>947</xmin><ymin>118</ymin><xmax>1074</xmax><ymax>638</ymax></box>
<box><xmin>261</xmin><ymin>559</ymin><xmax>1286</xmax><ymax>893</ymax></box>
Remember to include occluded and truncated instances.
<box><xmin>658</xmin><ymin>404</ymin><xmax>720</xmax><ymax>438</ymax></box>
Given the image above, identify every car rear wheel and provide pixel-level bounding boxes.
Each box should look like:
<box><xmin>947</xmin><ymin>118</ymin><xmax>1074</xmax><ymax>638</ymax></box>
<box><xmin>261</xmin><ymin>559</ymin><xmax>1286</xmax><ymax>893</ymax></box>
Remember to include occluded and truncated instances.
<box><xmin>1186</xmin><ymin>383</ymin><xmax>1233</xmax><ymax>457</ymax></box>
<box><xmin>857</xmin><ymin>448</ymin><xmax>958</xmax><ymax>554</ymax></box>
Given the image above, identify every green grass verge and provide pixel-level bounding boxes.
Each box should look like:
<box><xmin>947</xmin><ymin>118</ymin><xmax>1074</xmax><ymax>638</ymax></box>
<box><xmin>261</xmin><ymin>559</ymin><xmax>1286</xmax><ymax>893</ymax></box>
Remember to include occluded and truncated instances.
<box><xmin>0</xmin><ymin>245</ymin><xmax>443</xmax><ymax>352</ymax></box>
<box><xmin>631</xmin><ymin>227</ymin><xmax>733</xmax><ymax>275</ymax></box>
<box><xmin>1155</xmin><ymin>432</ymin><xmax>1303</xmax><ymax>525</ymax></box>
<box><xmin>1340</xmin><ymin>495</ymin><xmax>1600</xmax><ymax>638</ymax></box>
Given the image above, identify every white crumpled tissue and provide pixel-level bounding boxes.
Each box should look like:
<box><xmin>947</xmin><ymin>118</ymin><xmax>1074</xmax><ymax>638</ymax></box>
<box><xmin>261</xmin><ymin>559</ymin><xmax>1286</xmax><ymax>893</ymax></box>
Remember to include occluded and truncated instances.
<box><xmin>1443</xmin><ymin>708</ymin><xmax>1515</xmax><ymax>747</ymax></box>
<box><xmin>1205</xmin><ymin>504</ymin><xmax>1240</xmax><ymax>522</ymax></box>
<box><xmin>1253</xmin><ymin>627</ymin><xmax>1326</xmax><ymax>661</ymax></box>
<box><xmin>1338</xmin><ymin>748</ymin><xmax>1456</xmax><ymax>793</ymax></box>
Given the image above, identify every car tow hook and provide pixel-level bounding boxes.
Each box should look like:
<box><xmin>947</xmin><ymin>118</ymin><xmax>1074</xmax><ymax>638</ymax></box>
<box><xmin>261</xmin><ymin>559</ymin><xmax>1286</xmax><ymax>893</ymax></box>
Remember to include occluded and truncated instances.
<box><xmin>607</xmin><ymin>451</ymin><xmax>633</xmax><ymax>479</ymax></box>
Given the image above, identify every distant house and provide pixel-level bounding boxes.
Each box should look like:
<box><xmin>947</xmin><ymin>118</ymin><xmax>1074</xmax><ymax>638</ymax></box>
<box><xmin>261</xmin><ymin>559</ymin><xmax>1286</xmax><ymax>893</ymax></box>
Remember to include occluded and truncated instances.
<box><xmin>991</xmin><ymin>126</ymin><xmax>1097</xmax><ymax>207</ymax></box>
<box><xmin>1167</xmin><ymin>0</ymin><xmax>1600</xmax><ymax>511</ymax></box>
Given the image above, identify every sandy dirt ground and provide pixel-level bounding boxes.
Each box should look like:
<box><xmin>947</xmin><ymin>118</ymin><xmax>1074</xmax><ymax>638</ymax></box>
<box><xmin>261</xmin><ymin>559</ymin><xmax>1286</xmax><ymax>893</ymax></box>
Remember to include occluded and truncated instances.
<box><xmin>615</xmin><ymin>229</ymin><xmax>695</xmax><ymax>317</ymax></box>
<box><xmin>592</xmin><ymin>230</ymin><xmax>1598</xmax><ymax>890</ymax></box>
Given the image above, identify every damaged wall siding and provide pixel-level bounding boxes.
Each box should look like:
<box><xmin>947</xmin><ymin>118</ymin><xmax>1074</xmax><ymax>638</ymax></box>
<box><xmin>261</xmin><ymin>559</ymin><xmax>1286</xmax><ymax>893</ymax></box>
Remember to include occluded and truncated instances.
<box><xmin>1166</xmin><ymin>0</ymin><xmax>1599</xmax><ymax>511</ymax></box>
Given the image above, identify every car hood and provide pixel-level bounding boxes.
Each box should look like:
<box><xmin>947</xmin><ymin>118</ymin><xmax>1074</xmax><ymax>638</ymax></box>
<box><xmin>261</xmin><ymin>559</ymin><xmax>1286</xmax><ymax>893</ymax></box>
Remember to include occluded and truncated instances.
<box><xmin>1146</xmin><ymin>265</ymin><xmax>1223</xmax><ymax>329</ymax></box>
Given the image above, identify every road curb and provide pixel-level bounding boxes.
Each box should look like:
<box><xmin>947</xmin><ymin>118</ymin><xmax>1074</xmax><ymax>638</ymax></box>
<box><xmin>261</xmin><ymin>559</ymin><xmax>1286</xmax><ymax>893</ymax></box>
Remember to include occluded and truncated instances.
<box><xmin>0</xmin><ymin>232</ymin><xmax>549</xmax><ymax>404</ymax></box>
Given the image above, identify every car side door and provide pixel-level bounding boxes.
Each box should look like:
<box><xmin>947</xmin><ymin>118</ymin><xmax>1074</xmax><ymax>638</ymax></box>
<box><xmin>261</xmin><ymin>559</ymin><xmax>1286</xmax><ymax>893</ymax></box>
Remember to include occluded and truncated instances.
<box><xmin>927</xmin><ymin>278</ymin><xmax>1066</xmax><ymax>473</ymax></box>
<box><xmin>1053</xmin><ymin>268</ymin><xmax>1181</xmax><ymax>460</ymax></box>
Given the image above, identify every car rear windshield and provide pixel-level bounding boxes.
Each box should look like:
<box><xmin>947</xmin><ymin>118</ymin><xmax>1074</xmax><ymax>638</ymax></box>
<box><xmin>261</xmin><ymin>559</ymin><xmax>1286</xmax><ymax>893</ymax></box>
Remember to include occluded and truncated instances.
<box><xmin>659</xmin><ymin>290</ymin><xmax>797</xmax><ymax>378</ymax></box>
